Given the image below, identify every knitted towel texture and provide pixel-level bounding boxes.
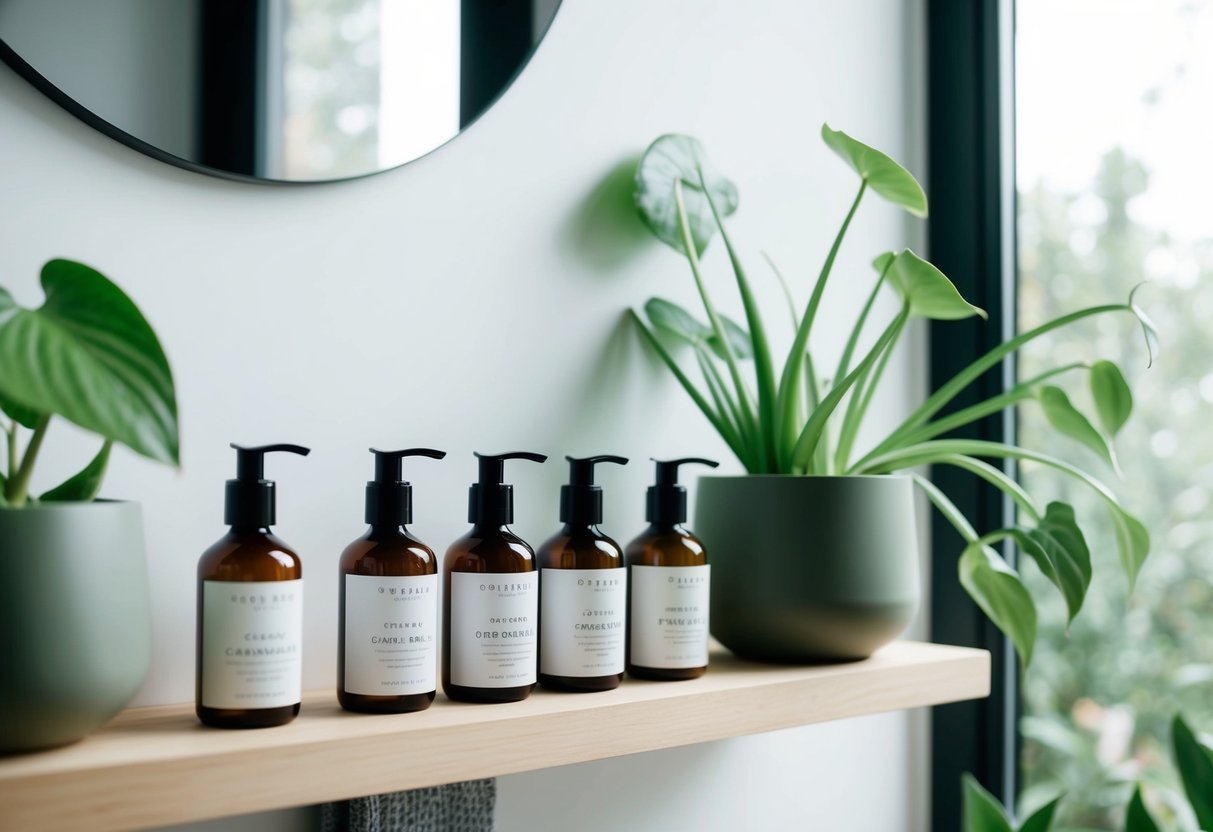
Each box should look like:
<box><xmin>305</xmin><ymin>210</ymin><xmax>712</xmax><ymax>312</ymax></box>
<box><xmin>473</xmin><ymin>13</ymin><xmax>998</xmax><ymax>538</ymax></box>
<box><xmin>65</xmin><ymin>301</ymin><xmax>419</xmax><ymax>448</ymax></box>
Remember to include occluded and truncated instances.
<box><xmin>320</xmin><ymin>779</ymin><xmax>495</xmax><ymax>832</ymax></box>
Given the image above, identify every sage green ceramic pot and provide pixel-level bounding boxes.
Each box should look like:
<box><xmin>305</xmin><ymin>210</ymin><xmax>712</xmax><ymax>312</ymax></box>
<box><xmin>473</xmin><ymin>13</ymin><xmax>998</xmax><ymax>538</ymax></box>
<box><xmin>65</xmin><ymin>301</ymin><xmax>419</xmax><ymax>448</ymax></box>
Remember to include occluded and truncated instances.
<box><xmin>694</xmin><ymin>475</ymin><xmax>919</xmax><ymax>662</ymax></box>
<box><xmin>0</xmin><ymin>501</ymin><xmax>151</xmax><ymax>753</ymax></box>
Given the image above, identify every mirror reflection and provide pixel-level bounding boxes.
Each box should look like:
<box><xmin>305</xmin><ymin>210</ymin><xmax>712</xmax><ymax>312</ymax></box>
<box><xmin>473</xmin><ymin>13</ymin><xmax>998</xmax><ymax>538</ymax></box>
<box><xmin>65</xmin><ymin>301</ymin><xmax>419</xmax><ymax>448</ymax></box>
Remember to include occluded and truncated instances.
<box><xmin>0</xmin><ymin>0</ymin><xmax>560</xmax><ymax>182</ymax></box>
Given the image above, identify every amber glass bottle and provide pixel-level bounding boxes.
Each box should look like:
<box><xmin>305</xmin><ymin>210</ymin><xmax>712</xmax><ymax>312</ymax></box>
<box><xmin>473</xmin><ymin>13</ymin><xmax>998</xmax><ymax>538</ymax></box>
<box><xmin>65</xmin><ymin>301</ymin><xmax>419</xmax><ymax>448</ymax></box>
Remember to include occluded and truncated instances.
<box><xmin>338</xmin><ymin>448</ymin><xmax>445</xmax><ymax>714</ymax></box>
<box><xmin>626</xmin><ymin>457</ymin><xmax>718</xmax><ymax>681</ymax></box>
<box><xmin>442</xmin><ymin>451</ymin><xmax>547</xmax><ymax>704</ymax></box>
<box><xmin>197</xmin><ymin>443</ymin><xmax>310</xmax><ymax>729</ymax></box>
<box><xmin>538</xmin><ymin>455</ymin><xmax>629</xmax><ymax>693</ymax></box>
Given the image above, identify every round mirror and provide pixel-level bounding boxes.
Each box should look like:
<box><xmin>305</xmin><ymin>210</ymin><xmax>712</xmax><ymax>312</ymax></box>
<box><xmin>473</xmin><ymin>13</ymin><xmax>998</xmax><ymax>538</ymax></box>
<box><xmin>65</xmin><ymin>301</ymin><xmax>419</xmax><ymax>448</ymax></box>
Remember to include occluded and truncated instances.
<box><xmin>0</xmin><ymin>0</ymin><xmax>561</xmax><ymax>183</ymax></box>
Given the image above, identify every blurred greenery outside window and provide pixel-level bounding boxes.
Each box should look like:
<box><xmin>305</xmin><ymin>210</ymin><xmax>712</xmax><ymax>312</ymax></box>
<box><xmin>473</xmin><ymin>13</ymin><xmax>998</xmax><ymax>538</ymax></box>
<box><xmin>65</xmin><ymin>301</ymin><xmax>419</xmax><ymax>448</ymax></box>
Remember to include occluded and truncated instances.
<box><xmin>1017</xmin><ymin>1</ymin><xmax>1213</xmax><ymax>828</ymax></box>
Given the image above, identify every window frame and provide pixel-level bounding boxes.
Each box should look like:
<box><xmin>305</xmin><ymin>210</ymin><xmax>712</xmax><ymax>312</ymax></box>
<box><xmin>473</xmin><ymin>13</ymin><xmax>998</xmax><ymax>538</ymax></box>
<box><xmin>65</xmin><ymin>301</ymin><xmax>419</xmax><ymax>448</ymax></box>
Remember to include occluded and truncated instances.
<box><xmin>926</xmin><ymin>0</ymin><xmax>1020</xmax><ymax>825</ymax></box>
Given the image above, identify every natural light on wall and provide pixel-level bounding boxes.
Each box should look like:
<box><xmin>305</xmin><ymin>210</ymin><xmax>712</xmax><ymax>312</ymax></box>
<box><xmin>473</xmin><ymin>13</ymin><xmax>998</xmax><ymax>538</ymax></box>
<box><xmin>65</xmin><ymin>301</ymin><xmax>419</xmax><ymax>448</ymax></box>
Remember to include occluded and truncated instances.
<box><xmin>379</xmin><ymin>0</ymin><xmax>461</xmax><ymax>168</ymax></box>
<box><xmin>1017</xmin><ymin>1</ymin><xmax>1213</xmax><ymax>828</ymax></box>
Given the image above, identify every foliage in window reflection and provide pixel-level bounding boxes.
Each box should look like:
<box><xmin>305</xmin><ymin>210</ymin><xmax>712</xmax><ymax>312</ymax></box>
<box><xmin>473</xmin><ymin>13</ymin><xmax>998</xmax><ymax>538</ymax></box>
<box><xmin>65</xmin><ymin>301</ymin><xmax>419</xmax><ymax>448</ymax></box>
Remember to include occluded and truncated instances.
<box><xmin>282</xmin><ymin>0</ymin><xmax>381</xmax><ymax>179</ymax></box>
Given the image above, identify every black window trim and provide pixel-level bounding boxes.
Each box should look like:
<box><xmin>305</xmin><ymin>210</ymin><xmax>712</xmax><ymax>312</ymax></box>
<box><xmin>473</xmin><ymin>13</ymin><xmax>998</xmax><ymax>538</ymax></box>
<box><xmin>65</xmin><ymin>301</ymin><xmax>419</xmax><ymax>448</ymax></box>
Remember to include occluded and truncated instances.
<box><xmin>926</xmin><ymin>0</ymin><xmax>1019</xmax><ymax>826</ymax></box>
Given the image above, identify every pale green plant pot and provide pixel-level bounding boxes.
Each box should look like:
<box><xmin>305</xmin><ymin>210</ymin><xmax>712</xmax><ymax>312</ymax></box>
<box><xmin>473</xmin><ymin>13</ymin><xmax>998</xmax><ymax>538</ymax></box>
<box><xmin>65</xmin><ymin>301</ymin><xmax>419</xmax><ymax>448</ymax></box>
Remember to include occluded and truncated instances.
<box><xmin>694</xmin><ymin>475</ymin><xmax>920</xmax><ymax>662</ymax></box>
<box><xmin>0</xmin><ymin>501</ymin><xmax>152</xmax><ymax>753</ymax></box>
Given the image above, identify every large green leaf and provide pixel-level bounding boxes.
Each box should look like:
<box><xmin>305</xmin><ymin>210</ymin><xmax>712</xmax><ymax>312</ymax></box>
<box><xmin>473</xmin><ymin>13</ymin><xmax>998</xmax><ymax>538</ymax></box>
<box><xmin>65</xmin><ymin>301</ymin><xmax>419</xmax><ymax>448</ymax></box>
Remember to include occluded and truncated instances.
<box><xmin>1090</xmin><ymin>360</ymin><xmax>1133</xmax><ymax>437</ymax></box>
<box><xmin>887</xmin><ymin>249</ymin><xmax>987</xmax><ymax>320</ymax></box>
<box><xmin>1172</xmin><ymin>716</ymin><xmax>1213</xmax><ymax>830</ymax></box>
<box><xmin>40</xmin><ymin>441</ymin><xmax>111</xmax><ymax>502</ymax></box>
<box><xmin>821</xmin><ymin>124</ymin><xmax>928</xmax><ymax>217</ymax></box>
<box><xmin>872</xmin><ymin>251</ymin><xmax>896</xmax><ymax>274</ymax></box>
<box><xmin>0</xmin><ymin>260</ymin><xmax>178</xmax><ymax>465</ymax></box>
<box><xmin>1123</xmin><ymin>785</ymin><xmax>1161</xmax><ymax>832</ymax></box>
<box><xmin>0</xmin><ymin>388</ymin><xmax>41</xmax><ymax>429</ymax></box>
<box><xmin>959</xmin><ymin>544</ymin><xmax>1037</xmax><ymax>668</ymax></box>
<box><xmin>1023</xmin><ymin>502</ymin><xmax>1092</xmax><ymax>624</ymax></box>
<box><xmin>645</xmin><ymin>298</ymin><xmax>753</xmax><ymax>361</ymax></box>
<box><xmin>961</xmin><ymin>774</ymin><xmax>1014</xmax><ymax>832</ymax></box>
<box><xmin>634</xmin><ymin>135</ymin><xmax>738</xmax><ymax>256</ymax></box>
<box><xmin>864</xmin><ymin>438</ymin><xmax>1150</xmax><ymax>591</ymax></box>
<box><xmin>1038</xmin><ymin>386</ymin><xmax>1118</xmax><ymax>471</ymax></box>
<box><xmin>705</xmin><ymin>314</ymin><xmax>753</xmax><ymax>360</ymax></box>
<box><xmin>981</xmin><ymin>504</ymin><xmax>1092</xmax><ymax>627</ymax></box>
<box><xmin>1111</xmin><ymin>508</ymin><xmax>1151</xmax><ymax>593</ymax></box>
<box><xmin>1018</xmin><ymin>795</ymin><xmax>1062</xmax><ymax>832</ymax></box>
<box><xmin>645</xmin><ymin>297</ymin><xmax>712</xmax><ymax>344</ymax></box>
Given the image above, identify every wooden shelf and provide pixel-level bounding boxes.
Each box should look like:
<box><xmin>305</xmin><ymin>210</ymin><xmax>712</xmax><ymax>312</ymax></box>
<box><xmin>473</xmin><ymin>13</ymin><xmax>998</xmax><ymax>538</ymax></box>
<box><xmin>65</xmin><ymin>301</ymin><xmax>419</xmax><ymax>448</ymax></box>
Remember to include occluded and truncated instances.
<box><xmin>0</xmin><ymin>641</ymin><xmax>988</xmax><ymax>831</ymax></box>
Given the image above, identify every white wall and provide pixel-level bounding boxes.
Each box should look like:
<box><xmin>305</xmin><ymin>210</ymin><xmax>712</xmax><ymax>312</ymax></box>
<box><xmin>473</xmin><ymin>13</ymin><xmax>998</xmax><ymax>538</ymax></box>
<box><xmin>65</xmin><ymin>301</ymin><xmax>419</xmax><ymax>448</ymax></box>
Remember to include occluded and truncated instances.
<box><xmin>0</xmin><ymin>0</ymin><xmax>928</xmax><ymax>829</ymax></box>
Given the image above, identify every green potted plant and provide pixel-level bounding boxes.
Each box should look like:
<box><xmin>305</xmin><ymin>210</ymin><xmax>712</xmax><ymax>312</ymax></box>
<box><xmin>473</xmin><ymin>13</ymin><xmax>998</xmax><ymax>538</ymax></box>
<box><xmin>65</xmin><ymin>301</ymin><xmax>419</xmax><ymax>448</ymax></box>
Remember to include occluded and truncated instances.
<box><xmin>629</xmin><ymin>126</ymin><xmax>1153</xmax><ymax>665</ymax></box>
<box><xmin>0</xmin><ymin>258</ymin><xmax>179</xmax><ymax>752</ymax></box>
<box><xmin>961</xmin><ymin>714</ymin><xmax>1213</xmax><ymax>831</ymax></box>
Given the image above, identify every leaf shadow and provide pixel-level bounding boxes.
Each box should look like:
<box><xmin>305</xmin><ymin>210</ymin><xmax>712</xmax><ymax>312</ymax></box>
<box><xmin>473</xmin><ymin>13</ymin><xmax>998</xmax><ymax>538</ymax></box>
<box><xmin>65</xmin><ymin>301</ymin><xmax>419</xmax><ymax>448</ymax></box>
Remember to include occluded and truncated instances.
<box><xmin>562</xmin><ymin>154</ymin><xmax>651</xmax><ymax>272</ymax></box>
<box><xmin>552</xmin><ymin>313</ymin><xmax>643</xmax><ymax>453</ymax></box>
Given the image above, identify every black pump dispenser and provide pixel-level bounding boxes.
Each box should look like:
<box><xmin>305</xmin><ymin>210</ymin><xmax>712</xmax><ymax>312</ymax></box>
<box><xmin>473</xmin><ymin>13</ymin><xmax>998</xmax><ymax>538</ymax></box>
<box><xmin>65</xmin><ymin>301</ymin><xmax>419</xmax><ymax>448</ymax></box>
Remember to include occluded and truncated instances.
<box><xmin>224</xmin><ymin>443</ymin><xmax>311</xmax><ymax>527</ymax></box>
<box><xmin>365</xmin><ymin>448</ymin><xmax>446</xmax><ymax>526</ymax></box>
<box><xmin>560</xmin><ymin>455</ymin><xmax>629</xmax><ymax>525</ymax></box>
<box><xmin>468</xmin><ymin>451</ymin><xmax>548</xmax><ymax>526</ymax></box>
<box><xmin>646</xmin><ymin>457</ymin><xmax>719</xmax><ymax>524</ymax></box>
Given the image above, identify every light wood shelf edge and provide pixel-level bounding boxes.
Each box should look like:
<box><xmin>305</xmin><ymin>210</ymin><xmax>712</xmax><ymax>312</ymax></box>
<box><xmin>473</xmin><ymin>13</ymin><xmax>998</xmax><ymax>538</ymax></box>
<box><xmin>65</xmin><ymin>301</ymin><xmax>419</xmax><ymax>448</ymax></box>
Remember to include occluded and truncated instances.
<box><xmin>0</xmin><ymin>641</ymin><xmax>989</xmax><ymax>832</ymax></box>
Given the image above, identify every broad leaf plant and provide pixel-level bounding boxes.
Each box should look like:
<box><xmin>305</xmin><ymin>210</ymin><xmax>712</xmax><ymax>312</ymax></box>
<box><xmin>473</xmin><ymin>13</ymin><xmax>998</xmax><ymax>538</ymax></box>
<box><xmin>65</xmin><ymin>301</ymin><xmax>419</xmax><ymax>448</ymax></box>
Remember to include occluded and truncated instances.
<box><xmin>0</xmin><ymin>259</ymin><xmax>179</xmax><ymax>506</ymax></box>
<box><xmin>962</xmin><ymin>714</ymin><xmax>1213</xmax><ymax>831</ymax></box>
<box><xmin>630</xmin><ymin>125</ymin><xmax>1156</xmax><ymax>667</ymax></box>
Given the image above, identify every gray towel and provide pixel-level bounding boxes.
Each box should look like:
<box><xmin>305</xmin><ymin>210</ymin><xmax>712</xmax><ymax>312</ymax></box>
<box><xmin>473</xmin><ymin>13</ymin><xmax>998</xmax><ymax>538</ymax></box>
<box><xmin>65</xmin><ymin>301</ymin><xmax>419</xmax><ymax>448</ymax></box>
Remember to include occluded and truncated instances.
<box><xmin>320</xmin><ymin>779</ymin><xmax>495</xmax><ymax>832</ymax></box>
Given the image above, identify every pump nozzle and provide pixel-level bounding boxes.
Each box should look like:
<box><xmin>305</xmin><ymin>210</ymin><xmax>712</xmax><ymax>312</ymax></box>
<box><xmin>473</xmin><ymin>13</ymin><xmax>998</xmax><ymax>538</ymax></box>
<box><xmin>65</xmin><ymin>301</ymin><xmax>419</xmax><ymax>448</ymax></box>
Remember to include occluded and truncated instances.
<box><xmin>469</xmin><ymin>451</ymin><xmax>548</xmax><ymax>526</ymax></box>
<box><xmin>560</xmin><ymin>454</ymin><xmax>628</xmax><ymax>525</ymax></box>
<box><xmin>225</xmin><ymin>443</ymin><xmax>311</xmax><ymax>527</ymax></box>
<box><xmin>647</xmin><ymin>457</ymin><xmax>718</xmax><ymax>524</ymax></box>
<box><xmin>366</xmin><ymin>447</ymin><xmax>446</xmax><ymax>526</ymax></box>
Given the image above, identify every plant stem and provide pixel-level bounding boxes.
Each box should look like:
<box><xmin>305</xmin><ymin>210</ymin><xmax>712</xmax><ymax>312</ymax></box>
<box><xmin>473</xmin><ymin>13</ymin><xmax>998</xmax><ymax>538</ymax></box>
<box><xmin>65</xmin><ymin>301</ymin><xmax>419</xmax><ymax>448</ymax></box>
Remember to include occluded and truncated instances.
<box><xmin>803</xmin><ymin>352</ymin><xmax>822</xmax><ymax>412</ymax></box>
<box><xmin>631</xmin><ymin>311</ymin><xmax>749</xmax><ymax>466</ymax></box>
<box><xmin>702</xmin><ymin>173</ymin><xmax>780</xmax><ymax>473</ymax></box>
<box><xmin>799</xmin><ymin>182</ymin><xmax>868</xmax><ymax>364</ymax></box>
<box><xmin>789</xmin><ymin>305</ymin><xmax>909</xmax><ymax>470</ymax></box>
<box><xmin>6</xmin><ymin>414</ymin><xmax>50</xmax><ymax>506</ymax></box>
<box><xmin>776</xmin><ymin>181</ymin><xmax>867</xmax><ymax>468</ymax></box>
<box><xmin>673</xmin><ymin>181</ymin><xmax>761</xmax><ymax>461</ymax></box>
<box><xmin>856</xmin><ymin>438</ymin><xmax>1144</xmax><ymax>581</ymax></box>
<box><xmin>833</xmin><ymin>312</ymin><xmax>907</xmax><ymax>472</ymax></box>
<box><xmin>761</xmin><ymin>254</ymin><xmax>819</xmax><ymax>463</ymax></box>
<box><xmin>852</xmin><ymin>363</ymin><xmax>1090</xmax><ymax>469</ymax></box>
<box><xmin>762</xmin><ymin>252</ymin><xmax>801</xmax><ymax>332</ymax></box>
<box><xmin>873</xmin><ymin>303</ymin><xmax>1130</xmax><ymax>453</ymax></box>
<box><xmin>6</xmin><ymin>420</ymin><xmax>15</xmax><ymax>482</ymax></box>
<box><xmin>696</xmin><ymin>348</ymin><xmax>747</xmax><ymax>447</ymax></box>
<box><xmin>924</xmin><ymin>453</ymin><xmax>1041</xmax><ymax>522</ymax></box>
<box><xmin>909</xmin><ymin>472</ymin><xmax>979</xmax><ymax>543</ymax></box>
<box><xmin>834</xmin><ymin>255</ymin><xmax>894</xmax><ymax>384</ymax></box>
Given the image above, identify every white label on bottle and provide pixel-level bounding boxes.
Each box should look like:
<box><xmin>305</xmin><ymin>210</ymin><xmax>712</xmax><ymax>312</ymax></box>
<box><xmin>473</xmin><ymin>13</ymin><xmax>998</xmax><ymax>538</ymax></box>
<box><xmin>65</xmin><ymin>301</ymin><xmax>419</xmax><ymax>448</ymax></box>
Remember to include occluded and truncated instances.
<box><xmin>343</xmin><ymin>573</ymin><xmax>437</xmax><ymax>696</ymax></box>
<box><xmin>539</xmin><ymin>568</ymin><xmax>627</xmax><ymax>677</ymax></box>
<box><xmin>201</xmin><ymin>579</ymin><xmax>303</xmax><ymax>709</ymax></box>
<box><xmin>629</xmin><ymin>565</ymin><xmax>710</xmax><ymax>669</ymax></box>
<box><xmin>449</xmin><ymin>571</ymin><xmax>538</xmax><ymax>688</ymax></box>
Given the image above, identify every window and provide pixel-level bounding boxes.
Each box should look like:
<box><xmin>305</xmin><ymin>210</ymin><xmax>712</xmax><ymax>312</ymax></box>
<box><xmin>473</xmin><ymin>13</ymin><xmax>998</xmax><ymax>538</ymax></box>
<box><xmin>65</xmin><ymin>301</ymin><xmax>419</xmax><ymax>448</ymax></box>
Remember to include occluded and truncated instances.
<box><xmin>1017</xmin><ymin>2</ymin><xmax>1213</xmax><ymax>827</ymax></box>
<box><xmin>928</xmin><ymin>2</ymin><xmax>1211</xmax><ymax>828</ymax></box>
